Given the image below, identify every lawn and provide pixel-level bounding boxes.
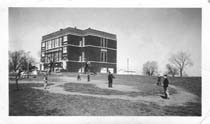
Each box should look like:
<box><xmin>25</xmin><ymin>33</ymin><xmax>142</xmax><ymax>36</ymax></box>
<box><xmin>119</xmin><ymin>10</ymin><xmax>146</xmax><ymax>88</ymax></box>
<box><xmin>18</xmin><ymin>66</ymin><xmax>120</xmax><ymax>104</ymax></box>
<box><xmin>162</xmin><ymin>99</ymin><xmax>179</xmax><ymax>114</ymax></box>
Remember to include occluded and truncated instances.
<box><xmin>9</xmin><ymin>73</ymin><xmax>201</xmax><ymax>116</ymax></box>
<box><xmin>61</xmin><ymin>82</ymin><xmax>177</xmax><ymax>97</ymax></box>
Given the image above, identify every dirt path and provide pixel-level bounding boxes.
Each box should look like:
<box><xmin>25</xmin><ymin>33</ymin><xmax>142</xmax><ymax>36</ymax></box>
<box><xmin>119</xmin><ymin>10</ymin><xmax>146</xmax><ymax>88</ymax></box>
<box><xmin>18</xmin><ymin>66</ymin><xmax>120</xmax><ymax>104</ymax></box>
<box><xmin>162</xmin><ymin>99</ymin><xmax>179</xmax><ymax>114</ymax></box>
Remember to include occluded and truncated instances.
<box><xmin>30</xmin><ymin>76</ymin><xmax>200</xmax><ymax>107</ymax></box>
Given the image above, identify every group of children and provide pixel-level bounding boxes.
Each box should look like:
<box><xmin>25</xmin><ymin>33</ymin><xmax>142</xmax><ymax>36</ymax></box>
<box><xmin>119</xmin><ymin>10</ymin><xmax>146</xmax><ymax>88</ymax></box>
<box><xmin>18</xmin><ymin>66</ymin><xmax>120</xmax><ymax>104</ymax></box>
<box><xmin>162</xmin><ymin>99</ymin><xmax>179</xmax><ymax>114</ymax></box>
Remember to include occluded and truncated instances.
<box><xmin>77</xmin><ymin>73</ymin><xmax>90</xmax><ymax>82</ymax></box>
<box><xmin>44</xmin><ymin>71</ymin><xmax>115</xmax><ymax>90</ymax></box>
<box><xmin>77</xmin><ymin>71</ymin><xmax>115</xmax><ymax>88</ymax></box>
<box><xmin>43</xmin><ymin>71</ymin><xmax>170</xmax><ymax>99</ymax></box>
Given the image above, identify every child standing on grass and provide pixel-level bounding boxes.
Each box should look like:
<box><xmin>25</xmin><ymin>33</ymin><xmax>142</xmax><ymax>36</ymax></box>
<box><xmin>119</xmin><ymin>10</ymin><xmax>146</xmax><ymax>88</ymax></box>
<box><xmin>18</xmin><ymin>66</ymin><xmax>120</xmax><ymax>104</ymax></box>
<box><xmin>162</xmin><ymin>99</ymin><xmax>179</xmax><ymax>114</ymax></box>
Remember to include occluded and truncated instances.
<box><xmin>77</xmin><ymin>73</ymin><xmax>81</xmax><ymax>81</ymax></box>
<box><xmin>87</xmin><ymin>74</ymin><xmax>90</xmax><ymax>82</ymax></box>
<box><xmin>157</xmin><ymin>75</ymin><xmax>161</xmax><ymax>86</ymax></box>
<box><xmin>43</xmin><ymin>72</ymin><xmax>48</xmax><ymax>89</ymax></box>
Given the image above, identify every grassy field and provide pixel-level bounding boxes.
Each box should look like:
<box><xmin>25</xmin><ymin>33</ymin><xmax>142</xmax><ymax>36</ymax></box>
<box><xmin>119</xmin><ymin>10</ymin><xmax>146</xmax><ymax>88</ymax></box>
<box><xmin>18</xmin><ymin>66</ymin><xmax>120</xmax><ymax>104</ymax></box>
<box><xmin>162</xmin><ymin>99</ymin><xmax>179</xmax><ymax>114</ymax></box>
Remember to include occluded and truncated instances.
<box><xmin>9</xmin><ymin>73</ymin><xmax>201</xmax><ymax>116</ymax></box>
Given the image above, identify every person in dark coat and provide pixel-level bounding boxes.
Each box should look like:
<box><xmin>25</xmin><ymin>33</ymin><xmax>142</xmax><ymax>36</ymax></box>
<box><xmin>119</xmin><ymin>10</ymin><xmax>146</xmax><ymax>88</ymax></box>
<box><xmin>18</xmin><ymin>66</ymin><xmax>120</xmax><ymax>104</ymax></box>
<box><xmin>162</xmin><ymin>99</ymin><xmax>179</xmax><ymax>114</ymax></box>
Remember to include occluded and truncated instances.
<box><xmin>108</xmin><ymin>71</ymin><xmax>115</xmax><ymax>88</ymax></box>
<box><xmin>163</xmin><ymin>75</ymin><xmax>170</xmax><ymax>99</ymax></box>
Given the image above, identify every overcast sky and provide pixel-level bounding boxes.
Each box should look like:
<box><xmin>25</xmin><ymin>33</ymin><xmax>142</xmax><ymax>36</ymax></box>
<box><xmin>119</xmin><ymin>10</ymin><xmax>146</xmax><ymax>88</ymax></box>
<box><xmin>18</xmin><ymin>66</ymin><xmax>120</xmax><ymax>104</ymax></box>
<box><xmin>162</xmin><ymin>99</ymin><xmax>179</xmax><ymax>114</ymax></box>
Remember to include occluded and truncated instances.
<box><xmin>9</xmin><ymin>8</ymin><xmax>201</xmax><ymax>76</ymax></box>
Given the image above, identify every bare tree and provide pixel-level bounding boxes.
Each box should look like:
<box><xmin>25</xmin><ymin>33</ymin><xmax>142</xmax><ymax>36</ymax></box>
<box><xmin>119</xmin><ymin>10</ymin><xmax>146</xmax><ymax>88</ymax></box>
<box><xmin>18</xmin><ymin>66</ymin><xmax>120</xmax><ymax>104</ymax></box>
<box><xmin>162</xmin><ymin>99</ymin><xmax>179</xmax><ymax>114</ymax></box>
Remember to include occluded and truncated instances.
<box><xmin>9</xmin><ymin>50</ymin><xmax>25</xmax><ymax>72</ymax></box>
<box><xmin>166</xmin><ymin>64</ymin><xmax>178</xmax><ymax>77</ymax></box>
<box><xmin>9</xmin><ymin>50</ymin><xmax>35</xmax><ymax>89</ymax></box>
<box><xmin>142</xmin><ymin>61</ymin><xmax>158</xmax><ymax>76</ymax></box>
<box><xmin>9</xmin><ymin>50</ymin><xmax>35</xmax><ymax>72</ymax></box>
<box><xmin>47</xmin><ymin>53</ymin><xmax>58</xmax><ymax>74</ymax></box>
<box><xmin>169</xmin><ymin>51</ymin><xmax>193</xmax><ymax>77</ymax></box>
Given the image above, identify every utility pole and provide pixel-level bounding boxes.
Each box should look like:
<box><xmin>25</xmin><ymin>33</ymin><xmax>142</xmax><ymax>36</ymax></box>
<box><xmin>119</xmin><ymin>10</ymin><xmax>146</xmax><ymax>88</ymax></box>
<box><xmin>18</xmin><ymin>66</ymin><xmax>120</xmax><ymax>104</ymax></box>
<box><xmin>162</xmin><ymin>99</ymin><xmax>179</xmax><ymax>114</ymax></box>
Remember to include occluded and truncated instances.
<box><xmin>27</xmin><ymin>51</ymin><xmax>30</xmax><ymax>78</ymax></box>
<box><xmin>127</xmin><ymin>58</ymin><xmax>129</xmax><ymax>74</ymax></box>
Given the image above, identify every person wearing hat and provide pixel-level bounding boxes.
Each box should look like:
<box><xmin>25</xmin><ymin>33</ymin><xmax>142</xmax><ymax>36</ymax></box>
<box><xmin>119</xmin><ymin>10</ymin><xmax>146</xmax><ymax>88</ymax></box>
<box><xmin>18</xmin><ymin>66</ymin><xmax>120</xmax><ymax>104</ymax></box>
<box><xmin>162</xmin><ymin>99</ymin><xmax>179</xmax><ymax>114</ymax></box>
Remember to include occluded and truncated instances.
<box><xmin>163</xmin><ymin>75</ymin><xmax>170</xmax><ymax>99</ymax></box>
<box><xmin>108</xmin><ymin>71</ymin><xmax>115</xmax><ymax>88</ymax></box>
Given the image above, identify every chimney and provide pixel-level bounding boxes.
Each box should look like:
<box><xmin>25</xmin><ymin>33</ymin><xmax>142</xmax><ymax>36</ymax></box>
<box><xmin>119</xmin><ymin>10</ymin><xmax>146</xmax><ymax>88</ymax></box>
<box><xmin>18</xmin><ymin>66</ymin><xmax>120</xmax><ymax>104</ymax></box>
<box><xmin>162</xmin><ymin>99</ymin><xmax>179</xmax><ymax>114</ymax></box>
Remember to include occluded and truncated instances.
<box><xmin>74</xmin><ymin>26</ymin><xmax>77</xmax><ymax>29</ymax></box>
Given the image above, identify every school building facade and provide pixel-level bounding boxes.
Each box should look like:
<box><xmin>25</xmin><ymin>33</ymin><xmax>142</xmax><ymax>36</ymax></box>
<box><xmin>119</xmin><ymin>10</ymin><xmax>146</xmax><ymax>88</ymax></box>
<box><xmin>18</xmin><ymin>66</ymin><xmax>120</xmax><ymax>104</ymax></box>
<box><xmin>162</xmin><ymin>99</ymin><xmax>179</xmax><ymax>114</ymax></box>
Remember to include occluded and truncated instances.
<box><xmin>40</xmin><ymin>27</ymin><xmax>117</xmax><ymax>73</ymax></box>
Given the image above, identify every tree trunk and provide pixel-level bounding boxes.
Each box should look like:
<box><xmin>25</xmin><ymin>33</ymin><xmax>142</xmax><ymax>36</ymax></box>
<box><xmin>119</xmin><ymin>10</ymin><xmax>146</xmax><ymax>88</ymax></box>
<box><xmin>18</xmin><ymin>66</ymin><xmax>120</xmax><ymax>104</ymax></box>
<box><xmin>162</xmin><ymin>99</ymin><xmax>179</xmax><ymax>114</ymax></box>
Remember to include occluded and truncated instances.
<box><xmin>49</xmin><ymin>68</ymin><xmax>51</xmax><ymax>75</ymax></box>
<box><xmin>180</xmin><ymin>69</ymin><xmax>183</xmax><ymax>77</ymax></box>
<box><xmin>15</xmin><ymin>75</ymin><xmax>19</xmax><ymax>90</ymax></box>
<box><xmin>172</xmin><ymin>74</ymin><xmax>175</xmax><ymax>77</ymax></box>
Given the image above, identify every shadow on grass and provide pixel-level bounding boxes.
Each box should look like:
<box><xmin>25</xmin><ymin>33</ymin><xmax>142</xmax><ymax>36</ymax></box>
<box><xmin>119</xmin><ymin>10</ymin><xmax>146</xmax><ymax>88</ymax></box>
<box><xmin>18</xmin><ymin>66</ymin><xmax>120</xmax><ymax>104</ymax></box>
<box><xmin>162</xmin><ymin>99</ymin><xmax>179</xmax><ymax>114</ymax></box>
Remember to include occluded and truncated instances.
<box><xmin>60</xmin><ymin>83</ymin><xmax>146</xmax><ymax>97</ymax></box>
<box><xmin>163</xmin><ymin>102</ymin><xmax>201</xmax><ymax>116</ymax></box>
<box><xmin>160</xmin><ymin>95</ymin><xmax>167</xmax><ymax>99</ymax></box>
<box><xmin>9</xmin><ymin>83</ymin><xmax>58</xmax><ymax>116</ymax></box>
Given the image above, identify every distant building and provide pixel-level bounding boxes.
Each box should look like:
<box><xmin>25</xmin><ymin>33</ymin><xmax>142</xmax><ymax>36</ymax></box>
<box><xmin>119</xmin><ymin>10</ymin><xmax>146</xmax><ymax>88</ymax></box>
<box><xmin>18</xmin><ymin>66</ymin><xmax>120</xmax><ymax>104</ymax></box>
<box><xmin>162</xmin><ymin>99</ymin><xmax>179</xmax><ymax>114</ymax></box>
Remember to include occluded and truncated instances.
<box><xmin>40</xmin><ymin>27</ymin><xmax>117</xmax><ymax>73</ymax></box>
<box><xmin>117</xmin><ymin>69</ymin><xmax>137</xmax><ymax>75</ymax></box>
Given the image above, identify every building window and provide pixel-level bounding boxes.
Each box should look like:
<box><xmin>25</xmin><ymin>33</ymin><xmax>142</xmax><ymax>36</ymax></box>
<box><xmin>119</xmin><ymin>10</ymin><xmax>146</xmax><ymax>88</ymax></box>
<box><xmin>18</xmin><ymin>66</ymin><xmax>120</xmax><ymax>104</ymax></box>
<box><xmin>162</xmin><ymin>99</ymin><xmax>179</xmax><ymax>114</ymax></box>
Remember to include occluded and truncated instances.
<box><xmin>82</xmin><ymin>37</ymin><xmax>85</xmax><ymax>46</ymax></box>
<box><xmin>79</xmin><ymin>56</ymin><xmax>81</xmax><ymax>62</ymax></box>
<box><xmin>63</xmin><ymin>56</ymin><xmax>67</xmax><ymax>60</ymax></box>
<box><xmin>54</xmin><ymin>52</ymin><xmax>59</xmax><ymax>62</ymax></box>
<box><xmin>100</xmin><ymin>51</ymin><xmax>107</xmax><ymax>62</ymax></box>
<box><xmin>58</xmin><ymin>38</ymin><xmax>60</xmax><ymax>47</ymax></box>
<box><xmin>54</xmin><ymin>39</ymin><xmax>56</xmax><ymax>48</ymax></box>
<box><xmin>42</xmin><ymin>42</ymin><xmax>45</xmax><ymax>47</ymax></box>
<box><xmin>82</xmin><ymin>52</ymin><xmax>85</xmax><ymax>62</ymax></box>
<box><xmin>46</xmin><ymin>41</ymin><xmax>48</xmax><ymax>50</ymax></box>
<box><xmin>58</xmin><ymin>51</ymin><xmax>62</xmax><ymax>61</ymax></box>
<box><xmin>79</xmin><ymin>41</ymin><xmax>82</xmax><ymax>47</ymax></box>
<box><xmin>53</xmin><ymin>39</ymin><xmax>55</xmax><ymax>48</ymax></box>
<box><xmin>101</xmin><ymin>38</ymin><xmax>107</xmax><ymax>48</ymax></box>
<box><xmin>108</xmin><ymin>68</ymin><xmax>114</xmax><ymax>73</ymax></box>
<box><xmin>52</xmin><ymin>39</ymin><xmax>55</xmax><ymax>48</ymax></box>
<box><xmin>63</xmin><ymin>36</ymin><xmax>68</xmax><ymax>42</ymax></box>
<box><xmin>55</xmin><ymin>38</ymin><xmax>58</xmax><ymax>47</ymax></box>
<box><xmin>63</xmin><ymin>47</ymin><xmax>67</xmax><ymax>53</ymax></box>
<box><xmin>80</xmin><ymin>40</ymin><xmax>85</xmax><ymax>47</ymax></box>
<box><xmin>54</xmin><ymin>40</ymin><xmax>56</xmax><ymax>48</ymax></box>
<box><xmin>41</xmin><ymin>52</ymin><xmax>45</xmax><ymax>57</ymax></box>
<box><xmin>59</xmin><ymin>38</ymin><xmax>62</xmax><ymax>46</ymax></box>
<box><xmin>100</xmin><ymin>67</ymin><xmax>107</xmax><ymax>73</ymax></box>
<box><xmin>48</xmin><ymin>40</ymin><xmax>51</xmax><ymax>49</ymax></box>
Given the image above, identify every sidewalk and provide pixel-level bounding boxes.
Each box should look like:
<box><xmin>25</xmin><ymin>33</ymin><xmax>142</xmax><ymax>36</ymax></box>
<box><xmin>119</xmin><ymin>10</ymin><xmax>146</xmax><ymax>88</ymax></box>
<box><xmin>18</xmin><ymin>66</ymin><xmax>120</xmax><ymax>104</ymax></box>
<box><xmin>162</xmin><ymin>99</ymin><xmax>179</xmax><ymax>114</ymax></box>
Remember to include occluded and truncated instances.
<box><xmin>32</xmin><ymin>76</ymin><xmax>200</xmax><ymax>107</ymax></box>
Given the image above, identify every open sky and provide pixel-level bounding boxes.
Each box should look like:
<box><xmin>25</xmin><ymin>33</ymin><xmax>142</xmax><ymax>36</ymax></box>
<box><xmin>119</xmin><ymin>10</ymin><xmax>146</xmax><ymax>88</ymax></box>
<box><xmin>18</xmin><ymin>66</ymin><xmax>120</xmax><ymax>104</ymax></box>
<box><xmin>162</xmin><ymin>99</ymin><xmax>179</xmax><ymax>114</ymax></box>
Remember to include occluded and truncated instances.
<box><xmin>9</xmin><ymin>8</ymin><xmax>201</xmax><ymax>76</ymax></box>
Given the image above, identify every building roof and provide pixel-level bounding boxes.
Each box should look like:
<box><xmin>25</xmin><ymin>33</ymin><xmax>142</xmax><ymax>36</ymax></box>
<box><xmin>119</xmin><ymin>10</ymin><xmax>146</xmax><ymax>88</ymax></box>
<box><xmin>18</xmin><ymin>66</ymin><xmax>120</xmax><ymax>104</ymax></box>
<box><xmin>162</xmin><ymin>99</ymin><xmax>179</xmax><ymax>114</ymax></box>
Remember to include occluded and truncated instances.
<box><xmin>84</xmin><ymin>28</ymin><xmax>117</xmax><ymax>40</ymax></box>
<box><xmin>42</xmin><ymin>27</ymin><xmax>117</xmax><ymax>41</ymax></box>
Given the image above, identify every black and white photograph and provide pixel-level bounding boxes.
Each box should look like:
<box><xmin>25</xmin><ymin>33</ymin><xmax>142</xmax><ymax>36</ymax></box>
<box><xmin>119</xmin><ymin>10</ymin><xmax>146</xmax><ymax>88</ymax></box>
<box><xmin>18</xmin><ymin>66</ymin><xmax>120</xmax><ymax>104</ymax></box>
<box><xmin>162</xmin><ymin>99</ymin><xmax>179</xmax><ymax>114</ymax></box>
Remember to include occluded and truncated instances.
<box><xmin>8</xmin><ymin>8</ymin><xmax>202</xmax><ymax>116</ymax></box>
